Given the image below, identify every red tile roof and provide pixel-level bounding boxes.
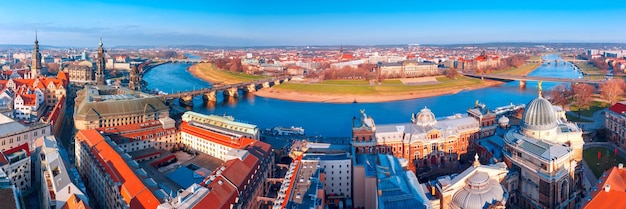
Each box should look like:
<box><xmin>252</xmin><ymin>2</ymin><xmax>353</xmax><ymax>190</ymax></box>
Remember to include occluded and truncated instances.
<box><xmin>76</xmin><ymin>130</ymin><xmax>161</xmax><ymax>209</ymax></box>
<box><xmin>584</xmin><ymin>166</ymin><xmax>626</xmax><ymax>209</ymax></box>
<box><xmin>96</xmin><ymin>120</ymin><xmax>175</xmax><ymax>143</ymax></box>
<box><xmin>47</xmin><ymin>96</ymin><xmax>65</xmax><ymax>125</ymax></box>
<box><xmin>180</xmin><ymin>122</ymin><xmax>256</xmax><ymax>149</ymax></box>
<box><xmin>61</xmin><ymin>194</ymin><xmax>92</xmax><ymax>209</ymax></box>
<box><xmin>609</xmin><ymin>102</ymin><xmax>626</xmax><ymax>114</ymax></box>
<box><xmin>194</xmin><ymin>176</ymin><xmax>238</xmax><ymax>209</ymax></box>
<box><xmin>4</xmin><ymin>143</ymin><xmax>30</xmax><ymax>157</ymax></box>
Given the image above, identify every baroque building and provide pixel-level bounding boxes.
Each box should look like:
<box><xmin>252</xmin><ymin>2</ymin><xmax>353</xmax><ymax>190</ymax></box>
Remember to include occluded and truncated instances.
<box><xmin>351</xmin><ymin>107</ymin><xmax>480</xmax><ymax>172</ymax></box>
<box><xmin>502</xmin><ymin>92</ymin><xmax>584</xmax><ymax>209</ymax></box>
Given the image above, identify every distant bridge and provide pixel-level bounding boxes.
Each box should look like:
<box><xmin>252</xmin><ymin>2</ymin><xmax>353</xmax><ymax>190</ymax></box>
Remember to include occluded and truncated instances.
<box><xmin>160</xmin><ymin>76</ymin><xmax>292</xmax><ymax>106</ymax></box>
<box><xmin>462</xmin><ymin>73</ymin><xmax>603</xmax><ymax>87</ymax></box>
<box><xmin>526</xmin><ymin>59</ymin><xmax>588</xmax><ymax>64</ymax></box>
<box><xmin>167</xmin><ymin>59</ymin><xmax>210</xmax><ymax>64</ymax></box>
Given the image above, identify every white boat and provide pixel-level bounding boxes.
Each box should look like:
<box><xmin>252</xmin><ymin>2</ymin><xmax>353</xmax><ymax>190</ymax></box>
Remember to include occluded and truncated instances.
<box><xmin>493</xmin><ymin>103</ymin><xmax>525</xmax><ymax>115</ymax></box>
<box><xmin>272</xmin><ymin>126</ymin><xmax>305</xmax><ymax>136</ymax></box>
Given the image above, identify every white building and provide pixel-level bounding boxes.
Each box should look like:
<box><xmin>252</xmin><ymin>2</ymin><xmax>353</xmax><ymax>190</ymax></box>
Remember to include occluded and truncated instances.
<box><xmin>0</xmin><ymin>143</ymin><xmax>31</xmax><ymax>192</ymax></box>
<box><xmin>0</xmin><ymin>88</ymin><xmax>12</xmax><ymax>110</ymax></box>
<box><xmin>0</xmin><ymin>113</ymin><xmax>51</xmax><ymax>152</ymax></box>
<box><xmin>38</xmin><ymin>136</ymin><xmax>89</xmax><ymax>209</ymax></box>
<box><xmin>299</xmin><ymin>142</ymin><xmax>353</xmax><ymax>198</ymax></box>
<box><xmin>13</xmin><ymin>87</ymin><xmax>44</xmax><ymax>122</ymax></box>
<box><xmin>433</xmin><ymin>155</ymin><xmax>509</xmax><ymax>209</ymax></box>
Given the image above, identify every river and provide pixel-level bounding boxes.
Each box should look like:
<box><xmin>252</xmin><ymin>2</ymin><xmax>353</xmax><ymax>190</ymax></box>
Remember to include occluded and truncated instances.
<box><xmin>143</xmin><ymin>54</ymin><xmax>582</xmax><ymax>137</ymax></box>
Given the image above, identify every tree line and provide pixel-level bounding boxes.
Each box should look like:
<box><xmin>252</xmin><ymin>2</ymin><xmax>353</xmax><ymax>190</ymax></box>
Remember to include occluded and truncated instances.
<box><xmin>548</xmin><ymin>79</ymin><xmax>626</xmax><ymax>116</ymax></box>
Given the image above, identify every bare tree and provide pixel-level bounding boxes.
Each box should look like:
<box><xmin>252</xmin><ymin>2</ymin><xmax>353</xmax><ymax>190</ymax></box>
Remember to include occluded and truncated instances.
<box><xmin>571</xmin><ymin>83</ymin><xmax>595</xmax><ymax>117</ymax></box>
<box><xmin>600</xmin><ymin>79</ymin><xmax>626</xmax><ymax>105</ymax></box>
<box><xmin>549</xmin><ymin>84</ymin><xmax>569</xmax><ymax>107</ymax></box>
<box><xmin>446</xmin><ymin>67</ymin><xmax>459</xmax><ymax>78</ymax></box>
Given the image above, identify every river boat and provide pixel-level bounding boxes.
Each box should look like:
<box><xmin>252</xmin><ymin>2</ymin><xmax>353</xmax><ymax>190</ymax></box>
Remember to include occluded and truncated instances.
<box><xmin>492</xmin><ymin>103</ymin><xmax>525</xmax><ymax>115</ymax></box>
<box><xmin>272</xmin><ymin>126</ymin><xmax>305</xmax><ymax>136</ymax></box>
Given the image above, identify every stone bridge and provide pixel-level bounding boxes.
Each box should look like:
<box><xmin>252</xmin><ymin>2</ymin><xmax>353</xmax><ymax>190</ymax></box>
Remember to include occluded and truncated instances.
<box><xmin>160</xmin><ymin>77</ymin><xmax>292</xmax><ymax>106</ymax></box>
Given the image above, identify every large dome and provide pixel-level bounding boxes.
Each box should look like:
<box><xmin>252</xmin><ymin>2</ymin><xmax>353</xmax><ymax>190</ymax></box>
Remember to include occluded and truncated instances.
<box><xmin>413</xmin><ymin>107</ymin><xmax>436</xmax><ymax>126</ymax></box>
<box><xmin>452</xmin><ymin>172</ymin><xmax>505</xmax><ymax>209</ymax></box>
<box><xmin>521</xmin><ymin>96</ymin><xmax>557</xmax><ymax>131</ymax></box>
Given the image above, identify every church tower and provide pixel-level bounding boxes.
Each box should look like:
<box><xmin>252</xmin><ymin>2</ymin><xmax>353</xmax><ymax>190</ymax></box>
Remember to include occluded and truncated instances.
<box><xmin>129</xmin><ymin>64</ymin><xmax>141</xmax><ymax>91</ymax></box>
<box><xmin>31</xmin><ymin>30</ymin><xmax>42</xmax><ymax>78</ymax></box>
<box><xmin>95</xmin><ymin>37</ymin><xmax>106</xmax><ymax>85</ymax></box>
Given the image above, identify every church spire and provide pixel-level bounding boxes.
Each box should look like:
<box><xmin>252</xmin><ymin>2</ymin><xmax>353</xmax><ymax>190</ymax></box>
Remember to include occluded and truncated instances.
<box><xmin>31</xmin><ymin>29</ymin><xmax>42</xmax><ymax>78</ymax></box>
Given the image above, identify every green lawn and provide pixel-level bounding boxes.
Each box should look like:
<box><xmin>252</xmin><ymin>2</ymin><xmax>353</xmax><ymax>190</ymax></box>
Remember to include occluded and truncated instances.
<box><xmin>583</xmin><ymin>147</ymin><xmax>626</xmax><ymax>178</ymax></box>
<box><xmin>573</xmin><ymin>62</ymin><xmax>605</xmax><ymax>80</ymax></box>
<box><xmin>565</xmin><ymin>114</ymin><xmax>593</xmax><ymax>122</ymax></box>
<box><xmin>194</xmin><ymin>63</ymin><xmax>267</xmax><ymax>84</ymax></box>
<box><xmin>381</xmin><ymin>79</ymin><xmax>403</xmax><ymax>85</ymax></box>
<box><xmin>273</xmin><ymin>76</ymin><xmax>485</xmax><ymax>95</ymax></box>
<box><xmin>494</xmin><ymin>63</ymin><xmax>541</xmax><ymax>76</ymax></box>
<box><xmin>570</xmin><ymin>101</ymin><xmax>608</xmax><ymax>117</ymax></box>
<box><xmin>321</xmin><ymin>80</ymin><xmax>370</xmax><ymax>85</ymax></box>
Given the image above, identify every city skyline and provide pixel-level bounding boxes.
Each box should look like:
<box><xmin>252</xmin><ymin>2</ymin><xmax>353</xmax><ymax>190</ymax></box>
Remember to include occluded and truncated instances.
<box><xmin>1</xmin><ymin>0</ymin><xmax>626</xmax><ymax>47</ymax></box>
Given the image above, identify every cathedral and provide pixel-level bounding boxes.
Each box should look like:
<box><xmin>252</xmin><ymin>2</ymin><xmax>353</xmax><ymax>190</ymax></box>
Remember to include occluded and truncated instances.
<box><xmin>66</xmin><ymin>38</ymin><xmax>107</xmax><ymax>98</ymax></box>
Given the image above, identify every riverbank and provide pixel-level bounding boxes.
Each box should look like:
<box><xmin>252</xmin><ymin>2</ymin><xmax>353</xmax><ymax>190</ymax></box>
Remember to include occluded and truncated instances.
<box><xmin>254</xmin><ymin>78</ymin><xmax>504</xmax><ymax>103</ymax></box>
<box><xmin>188</xmin><ymin>63</ymin><xmax>266</xmax><ymax>84</ymax></box>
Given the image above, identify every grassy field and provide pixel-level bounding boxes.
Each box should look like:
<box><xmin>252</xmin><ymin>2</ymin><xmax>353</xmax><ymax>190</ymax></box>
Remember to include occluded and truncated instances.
<box><xmin>528</xmin><ymin>55</ymin><xmax>541</xmax><ymax>61</ymax></box>
<box><xmin>570</xmin><ymin>101</ymin><xmax>608</xmax><ymax>117</ymax></box>
<box><xmin>565</xmin><ymin>114</ymin><xmax>593</xmax><ymax>122</ymax></box>
<box><xmin>574</xmin><ymin>62</ymin><xmax>605</xmax><ymax>80</ymax></box>
<box><xmin>583</xmin><ymin>147</ymin><xmax>626</xmax><ymax>178</ymax></box>
<box><xmin>193</xmin><ymin>63</ymin><xmax>267</xmax><ymax>84</ymax></box>
<box><xmin>273</xmin><ymin>76</ymin><xmax>485</xmax><ymax>95</ymax></box>
<box><xmin>494</xmin><ymin>63</ymin><xmax>541</xmax><ymax>76</ymax></box>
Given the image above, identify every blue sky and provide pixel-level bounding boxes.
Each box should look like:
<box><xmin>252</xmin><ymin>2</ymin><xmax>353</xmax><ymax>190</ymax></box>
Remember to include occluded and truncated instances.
<box><xmin>1</xmin><ymin>0</ymin><xmax>625</xmax><ymax>47</ymax></box>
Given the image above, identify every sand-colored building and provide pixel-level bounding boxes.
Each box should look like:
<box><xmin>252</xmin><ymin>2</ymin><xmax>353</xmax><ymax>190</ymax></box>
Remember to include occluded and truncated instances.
<box><xmin>73</xmin><ymin>85</ymin><xmax>169</xmax><ymax>130</ymax></box>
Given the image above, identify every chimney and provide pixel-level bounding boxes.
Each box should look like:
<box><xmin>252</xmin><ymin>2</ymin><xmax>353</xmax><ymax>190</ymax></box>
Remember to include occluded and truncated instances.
<box><xmin>605</xmin><ymin>184</ymin><xmax>611</xmax><ymax>192</ymax></box>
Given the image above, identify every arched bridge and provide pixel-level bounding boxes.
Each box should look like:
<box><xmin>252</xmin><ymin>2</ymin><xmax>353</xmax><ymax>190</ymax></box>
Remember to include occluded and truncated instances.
<box><xmin>168</xmin><ymin>59</ymin><xmax>210</xmax><ymax>64</ymax></box>
<box><xmin>161</xmin><ymin>76</ymin><xmax>292</xmax><ymax>106</ymax></box>
<box><xmin>462</xmin><ymin>73</ymin><xmax>603</xmax><ymax>87</ymax></box>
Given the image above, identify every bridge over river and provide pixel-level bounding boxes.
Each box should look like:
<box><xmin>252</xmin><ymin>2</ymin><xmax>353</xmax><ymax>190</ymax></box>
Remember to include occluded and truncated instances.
<box><xmin>160</xmin><ymin>76</ymin><xmax>292</xmax><ymax>106</ymax></box>
<box><xmin>462</xmin><ymin>73</ymin><xmax>603</xmax><ymax>87</ymax></box>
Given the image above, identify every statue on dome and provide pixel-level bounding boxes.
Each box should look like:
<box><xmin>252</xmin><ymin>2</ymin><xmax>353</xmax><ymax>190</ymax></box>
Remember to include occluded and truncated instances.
<box><xmin>538</xmin><ymin>80</ymin><xmax>543</xmax><ymax>96</ymax></box>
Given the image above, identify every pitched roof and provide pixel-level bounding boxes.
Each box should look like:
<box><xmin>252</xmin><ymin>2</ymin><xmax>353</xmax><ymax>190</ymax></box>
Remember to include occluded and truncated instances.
<box><xmin>584</xmin><ymin>166</ymin><xmax>626</xmax><ymax>209</ymax></box>
<box><xmin>180</xmin><ymin>122</ymin><xmax>257</xmax><ymax>150</ymax></box>
<box><xmin>75</xmin><ymin>130</ymin><xmax>161</xmax><ymax>209</ymax></box>
<box><xmin>609</xmin><ymin>102</ymin><xmax>626</xmax><ymax>114</ymax></box>
<box><xmin>61</xmin><ymin>193</ymin><xmax>92</xmax><ymax>209</ymax></box>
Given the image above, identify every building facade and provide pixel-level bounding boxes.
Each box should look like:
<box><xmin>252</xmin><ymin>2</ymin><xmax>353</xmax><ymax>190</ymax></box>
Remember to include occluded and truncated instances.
<box><xmin>352</xmin><ymin>107</ymin><xmax>480</xmax><ymax>172</ymax></box>
<box><xmin>606</xmin><ymin>102</ymin><xmax>626</xmax><ymax>147</ymax></box>
<box><xmin>0</xmin><ymin>113</ymin><xmax>51</xmax><ymax>152</ymax></box>
<box><xmin>74</xmin><ymin>129</ymin><xmax>164</xmax><ymax>209</ymax></box>
<box><xmin>38</xmin><ymin>136</ymin><xmax>90</xmax><ymax>209</ymax></box>
<box><xmin>0</xmin><ymin>143</ymin><xmax>31</xmax><ymax>192</ymax></box>
<box><xmin>73</xmin><ymin>86</ymin><xmax>169</xmax><ymax>130</ymax></box>
<box><xmin>502</xmin><ymin>94</ymin><xmax>584</xmax><ymax>209</ymax></box>
<box><xmin>433</xmin><ymin>155</ymin><xmax>509</xmax><ymax>209</ymax></box>
<box><xmin>96</xmin><ymin>117</ymin><xmax>178</xmax><ymax>152</ymax></box>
